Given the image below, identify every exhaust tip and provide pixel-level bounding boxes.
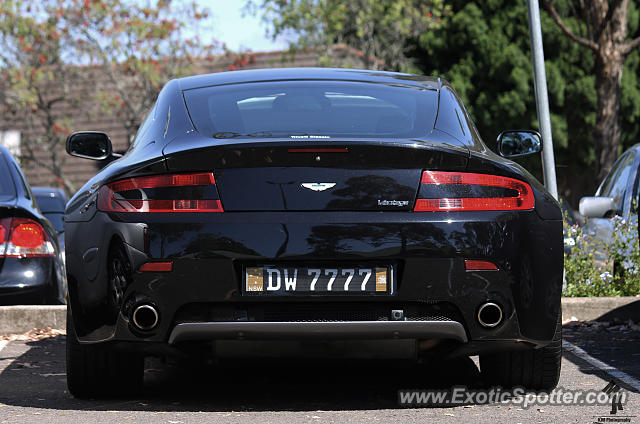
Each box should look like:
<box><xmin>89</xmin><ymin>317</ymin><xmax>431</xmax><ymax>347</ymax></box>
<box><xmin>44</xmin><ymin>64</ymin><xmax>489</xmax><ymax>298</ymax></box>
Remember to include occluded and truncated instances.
<box><xmin>132</xmin><ymin>304</ymin><xmax>159</xmax><ymax>331</ymax></box>
<box><xmin>477</xmin><ymin>302</ymin><xmax>503</xmax><ymax>328</ymax></box>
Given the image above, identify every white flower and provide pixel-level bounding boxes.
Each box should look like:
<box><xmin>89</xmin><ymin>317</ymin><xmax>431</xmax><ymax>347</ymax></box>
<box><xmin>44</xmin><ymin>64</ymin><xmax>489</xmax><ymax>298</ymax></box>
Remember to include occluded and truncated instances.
<box><xmin>622</xmin><ymin>259</ymin><xmax>638</xmax><ymax>275</ymax></box>
<box><xmin>599</xmin><ymin>271</ymin><xmax>612</xmax><ymax>282</ymax></box>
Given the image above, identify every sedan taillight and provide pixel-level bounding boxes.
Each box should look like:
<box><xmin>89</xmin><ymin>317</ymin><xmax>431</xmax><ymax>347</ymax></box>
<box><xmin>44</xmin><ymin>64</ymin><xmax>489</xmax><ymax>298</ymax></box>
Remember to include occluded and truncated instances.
<box><xmin>97</xmin><ymin>172</ymin><xmax>224</xmax><ymax>213</ymax></box>
<box><xmin>414</xmin><ymin>171</ymin><xmax>534</xmax><ymax>212</ymax></box>
<box><xmin>0</xmin><ymin>217</ymin><xmax>55</xmax><ymax>257</ymax></box>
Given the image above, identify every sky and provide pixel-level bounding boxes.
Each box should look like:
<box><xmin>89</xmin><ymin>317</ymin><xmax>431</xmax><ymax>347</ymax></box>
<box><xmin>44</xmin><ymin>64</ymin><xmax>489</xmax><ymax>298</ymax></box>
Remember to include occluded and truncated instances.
<box><xmin>189</xmin><ymin>0</ymin><xmax>291</xmax><ymax>52</ymax></box>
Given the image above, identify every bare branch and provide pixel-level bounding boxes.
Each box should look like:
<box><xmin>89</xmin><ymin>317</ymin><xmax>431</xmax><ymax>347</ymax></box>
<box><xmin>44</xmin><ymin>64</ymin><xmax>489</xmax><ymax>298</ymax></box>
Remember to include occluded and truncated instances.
<box><xmin>543</xmin><ymin>0</ymin><xmax>599</xmax><ymax>52</ymax></box>
<box><xmin>622</xmin><ymin>36</ymin><xmax>640</xmax><ymax>55</ymax></box>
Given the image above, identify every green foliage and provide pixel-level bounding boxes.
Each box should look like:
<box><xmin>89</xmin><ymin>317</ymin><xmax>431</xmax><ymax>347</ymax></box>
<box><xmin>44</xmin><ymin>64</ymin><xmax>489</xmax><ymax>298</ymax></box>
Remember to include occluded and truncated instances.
<box><xmin>417</xmin><ymin>0</ymin><xmax>640</xmax><ymax>201</ymax></box>
<box><xmin>415</xmin><ymin>0</ymin><xmax>606</xmax><ymax>196</ymax></box>
<box><xmin>247</xmin><ymin>0</ymin><xmax>451</xmax><ymax>71</ymax></box>
<box><xmin>564</xmin><ymin>216</ymin><xmax>640</xmax><ymax>297</ymax></box>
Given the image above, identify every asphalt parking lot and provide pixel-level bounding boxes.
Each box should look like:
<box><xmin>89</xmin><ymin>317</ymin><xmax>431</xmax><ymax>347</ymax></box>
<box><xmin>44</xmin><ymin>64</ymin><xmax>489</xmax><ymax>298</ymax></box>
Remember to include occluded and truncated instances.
<box><xmin>0</xmin><ymin>324</ymin><xmax>638</xmax><ymax>424</ymax></box>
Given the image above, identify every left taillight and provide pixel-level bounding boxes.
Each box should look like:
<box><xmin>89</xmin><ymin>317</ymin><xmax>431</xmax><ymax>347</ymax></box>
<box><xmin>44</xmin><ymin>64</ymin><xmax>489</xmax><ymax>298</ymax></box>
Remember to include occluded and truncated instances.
<box><xmin>0</xmin><ymin>217</ymin><xmax>55</xmax><ymax>257</ymax></box>
<box><xmin>413</xmin><ymin>171</ymin><xmax>534</xmax><ymax>212</ymax></box>
<box><xmin>97</xmin><ymin>172</ymin><xmax>224</xmax><ymax>213</ymax></box>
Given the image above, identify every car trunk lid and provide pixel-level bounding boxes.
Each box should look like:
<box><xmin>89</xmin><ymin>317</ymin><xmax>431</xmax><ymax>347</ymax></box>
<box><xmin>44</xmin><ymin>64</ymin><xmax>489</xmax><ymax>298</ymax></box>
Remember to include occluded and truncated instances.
<box><xmin>163</xmin><ymin>136</ymin><xmax>469</xmax><ymax>211</ymax></box>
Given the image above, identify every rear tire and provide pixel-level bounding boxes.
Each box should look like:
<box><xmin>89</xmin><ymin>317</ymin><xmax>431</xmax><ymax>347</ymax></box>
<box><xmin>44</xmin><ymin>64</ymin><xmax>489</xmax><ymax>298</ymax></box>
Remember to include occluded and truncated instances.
<box><xmin>480</xmin><ymin>313</ymin><xmax>562</xmax><ymax>391</ymax></box>
<box><xmin>66</xmin><ymin>308</ymin><xmax>143</xmax><ymax>398</ymax></box>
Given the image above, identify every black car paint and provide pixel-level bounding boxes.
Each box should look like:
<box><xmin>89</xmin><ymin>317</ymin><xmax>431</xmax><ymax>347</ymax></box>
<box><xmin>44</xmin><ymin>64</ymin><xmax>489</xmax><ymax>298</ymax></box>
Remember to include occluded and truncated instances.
<box><xmin>0</xmin><ymin>146</ymin><xmax>66</xmax><ymax>304</ymax></box>
<box><xmin>65</xmin><ymin>68</ymin><xmax>563</xmax><ymax>357</ymax></box>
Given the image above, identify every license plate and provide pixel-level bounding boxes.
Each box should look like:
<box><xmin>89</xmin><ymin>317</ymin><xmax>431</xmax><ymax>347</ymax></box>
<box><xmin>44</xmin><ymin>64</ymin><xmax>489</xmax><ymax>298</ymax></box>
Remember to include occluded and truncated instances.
<box><xmin>243</xmin><ymin>265</ymin><xmax>393</xmax><ymax>295</ymax></box>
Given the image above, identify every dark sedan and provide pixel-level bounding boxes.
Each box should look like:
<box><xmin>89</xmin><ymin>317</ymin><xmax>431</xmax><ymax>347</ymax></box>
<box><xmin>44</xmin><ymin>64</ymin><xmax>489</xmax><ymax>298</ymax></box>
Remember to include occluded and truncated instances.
<box><xmin>64</xmin><ymin>68</ymin><xmax>563</xmax><ymax>397</ymax></box>
<box><xmin>33</xmin><ymin>187</ymin><xmax>67</xmax><ymax>259</ymax></box>
<box><xmin>0</xmin><ymin>146</ymin><xmax>66</xmax><ymax>304</ymax></box>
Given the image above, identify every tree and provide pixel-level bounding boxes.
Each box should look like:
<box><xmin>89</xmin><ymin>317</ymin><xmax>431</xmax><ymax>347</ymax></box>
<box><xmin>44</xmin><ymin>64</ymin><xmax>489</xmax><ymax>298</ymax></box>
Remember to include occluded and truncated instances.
<box><xmin>61</xmin><ymin>0</ymin><xmax>218</xmax><ymax>145</ymax></box>
<box><xmin>414</xmin><ymin>1</ymin><xmax>603</xmax><ymax>199</ymax></box>
<box><xmin>0</xmin><ymin>1</ymin><xmax>86</xmax><ymax>194</ymax></box>
<box><xmin>248</xmin><ymin>0</ymin><xmax>450</xmax><ymax>71</ymax></box>
<box><xmin>544</xmin><ymin>0</ymin><xmax>640</xmax><ymax>182</ymax></box>
<box><xmin>0</xmin><ymin>0</ymin><xmax>218</xmax><ymax>194</ymax></box>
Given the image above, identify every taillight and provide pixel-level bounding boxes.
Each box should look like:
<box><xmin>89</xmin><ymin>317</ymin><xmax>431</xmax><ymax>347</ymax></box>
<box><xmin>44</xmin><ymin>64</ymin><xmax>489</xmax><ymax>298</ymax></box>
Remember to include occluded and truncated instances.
<box><xmin>0</xmin><ymin>217</ymin><xmax>55</xmax><ymax>257</ymax></box>
<box><xmin>464</xmin><ymin>260</ymin><xmax>498</xmax><ymax>271</ymax></box>
<box><xmin>139</xmin><ymin>262</ymin><xmax>173</xmax><ymax>272</ymax></box>
<box><xmin>414</xmin><ymin>171</ymin><xmax>534</xmax><ymax>212</ymax></box>
<box><xmin>97</xmin><ymin>172</ymin><xmax>224</xmax><ymax>213</ymax></box>
<box><xmin>0</xmin><ymin>220</ymin><xmax>6</xmax><ymax>257</ymax></box>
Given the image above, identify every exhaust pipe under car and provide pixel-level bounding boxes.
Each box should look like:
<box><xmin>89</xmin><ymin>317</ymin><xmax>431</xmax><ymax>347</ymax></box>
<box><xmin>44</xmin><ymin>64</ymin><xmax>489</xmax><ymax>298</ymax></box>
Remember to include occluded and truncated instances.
<box><xmin>477</xmin><ymin>302</ymin><xmax>503</xmax><ymax>328</ymax></box>
<box><xmin>132</xmin><ymin>304</ymin><xmax>159</xmax><ymax>331</ymax></box>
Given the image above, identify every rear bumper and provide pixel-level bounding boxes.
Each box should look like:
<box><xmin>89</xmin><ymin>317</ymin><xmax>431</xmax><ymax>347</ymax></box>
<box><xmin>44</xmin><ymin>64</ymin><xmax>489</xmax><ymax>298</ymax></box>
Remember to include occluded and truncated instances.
<box><xmin>65</xmin><ymin>209</ymin><xmax>564</xmax><ymax>353</ymax></box>
<box><xmin>0</xmin><ymin>257</ymin><xmax>55</xmax><ymax>305</ymax></box>
<box><xmin>168</xmin><ymin>320</ymin><xmax>469</xmax><ymax>344</ymax></box>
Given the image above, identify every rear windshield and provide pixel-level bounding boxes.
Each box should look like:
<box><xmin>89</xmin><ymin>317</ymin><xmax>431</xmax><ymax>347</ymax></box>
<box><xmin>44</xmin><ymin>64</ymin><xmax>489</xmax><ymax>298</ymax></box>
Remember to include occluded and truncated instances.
<box><xmin>35</xmin><ymin>194</ymin><xmax>66</xmax><ymax>213</ymax></box>
<box><xmin>0</xmin><ymin>154</ymin><xmax>16</xmax><ymax>200</ymax></box>
<box><xmin>43</xmin><ymin>212</ymin><xmax>64</xmax><ymax>233</ymax></box>
<box><xmin>183</xmin><ymin>81</ymin><xmax>438</xmax><ymax>139</ymax></box>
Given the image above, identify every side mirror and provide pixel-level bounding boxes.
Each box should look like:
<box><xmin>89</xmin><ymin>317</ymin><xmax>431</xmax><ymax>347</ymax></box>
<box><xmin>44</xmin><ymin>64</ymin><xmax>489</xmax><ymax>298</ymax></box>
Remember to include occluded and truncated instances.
<box><xmin>579</xmin><ymin>196</ymin><xmax>618</xmax><ymax>218</ymax></box>
<box><xmin>66</xmin><ymin>131</ymin><xmax>112</xmax><ymax>160</ymax></box>
<box><xmin>497</xmin><ymin>130</ymin><xmax>542</xmax><ymax>158</ymax></box>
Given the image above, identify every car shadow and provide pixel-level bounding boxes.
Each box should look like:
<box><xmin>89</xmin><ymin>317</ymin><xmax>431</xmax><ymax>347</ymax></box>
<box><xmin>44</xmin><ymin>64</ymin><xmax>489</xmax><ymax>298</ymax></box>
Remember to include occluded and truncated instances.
<box><xmin>596</xmin><ymin>299</ymin><xmax>640</xmax><ymax>323</ymax></box>
<box><xmin>562</xmin><ymin>324</ymin><xmax>640</xmax><ymax>393</ymax></box>
<box><xmin>0</xmin><ymin>335</ymin><xmax>487</xmax><ymax>411</ymax></box>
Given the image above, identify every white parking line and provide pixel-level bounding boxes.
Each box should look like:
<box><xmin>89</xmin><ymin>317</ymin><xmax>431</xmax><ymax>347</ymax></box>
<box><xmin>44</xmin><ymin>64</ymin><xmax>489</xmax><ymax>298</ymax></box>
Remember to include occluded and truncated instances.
<box><xmin>563</xmin><ymin>339</ymin><xmax>640</xmax><ymax>392</ymax></box>
<box><xmin>0</xmin><ymin>340</ymin><xmax>8</xmax><ymax>354</ymax></box>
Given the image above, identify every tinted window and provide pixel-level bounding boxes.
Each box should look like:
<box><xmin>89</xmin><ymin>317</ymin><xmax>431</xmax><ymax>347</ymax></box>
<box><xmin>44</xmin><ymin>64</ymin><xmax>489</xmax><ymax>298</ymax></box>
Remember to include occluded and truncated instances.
<box><xmin>436</xmin><ymin>89</ymin><xmax>467</xmax><ymax>140</ymax></box>
<box><xmin>43</xmin><ymin>212</ymin><xmax>64</xmax><ymax>233</ymax></box>
<box><xmin>0</xmin><ymin>153</ymin><xmax>17</xmax><ymax>200</ymax></box>
<box><xmin>597</xmin><ymin>157</ymin><xmax>624</xmax><ymax>196</ymax></box>
<box><xmin>598</xmin><ymin>152</ymin><xmax>635</xmax><ymax>208</ymax></box>
<box><xmin>131</xmin><ymin>104</ymin><xmax>156</xmax><ymax>149</ymax></box>
<box><xmin>35</xmin><ymin>194</ymin><xmax>66</xmax><ymax>212</ymax></box>
<box><xmin>183</xmin><ymin>81</ymin><xmax>438</xmax><ymax>139</ymax></box>
<box><xmin>13</xmin><ymin>163</ymin><xmax>31</xmax><ymax>199</ymax></box>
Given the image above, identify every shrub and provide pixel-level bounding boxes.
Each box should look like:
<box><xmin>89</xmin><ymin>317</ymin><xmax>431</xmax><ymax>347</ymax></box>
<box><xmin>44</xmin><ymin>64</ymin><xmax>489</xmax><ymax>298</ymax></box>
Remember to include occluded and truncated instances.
<box><xmin>564</xmin><ymin>215</ymin><xmax>640</xmax><ymax>297</ymax></box>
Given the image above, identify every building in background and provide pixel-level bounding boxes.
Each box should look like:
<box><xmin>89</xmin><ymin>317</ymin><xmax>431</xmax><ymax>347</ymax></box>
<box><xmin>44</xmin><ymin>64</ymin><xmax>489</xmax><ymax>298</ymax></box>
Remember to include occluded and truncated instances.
<box><xmin>0</xmin><ymin>46</ymin><xmax>367</xmax><ymax>195</ymax></box>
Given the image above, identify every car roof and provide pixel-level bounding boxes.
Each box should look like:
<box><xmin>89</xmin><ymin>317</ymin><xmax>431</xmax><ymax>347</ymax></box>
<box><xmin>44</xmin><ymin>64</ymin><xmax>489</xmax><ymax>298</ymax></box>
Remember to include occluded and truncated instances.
<box><xmin>176</xmin><ymin>67</ymin><xmax>442</xmax><ymax>91</ymax></box>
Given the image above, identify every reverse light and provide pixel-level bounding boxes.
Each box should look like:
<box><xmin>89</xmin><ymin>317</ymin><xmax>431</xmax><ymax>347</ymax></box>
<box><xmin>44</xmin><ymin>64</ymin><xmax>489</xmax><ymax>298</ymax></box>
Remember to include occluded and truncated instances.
<box><xmin>97</xmin><ymin>172</ymin><xmax>224</xmax><ymax>213</ymax></box>
<box><xmin>414</xmin><ymin>171</ymin><xmax>534</xmax><ymax>212</ymax></box>
<box><xmin>0</xmin><ymin>218</ymin><xmax>55</xmax><ymax>257</ymax></box>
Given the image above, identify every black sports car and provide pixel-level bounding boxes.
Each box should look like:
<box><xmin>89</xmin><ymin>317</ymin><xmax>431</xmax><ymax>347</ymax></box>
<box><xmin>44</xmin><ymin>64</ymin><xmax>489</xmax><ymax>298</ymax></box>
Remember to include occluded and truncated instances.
<box><xmin>64</xmin><ymin>68</ymin><xmax>563</xmax><ymax>397</ymax></box>
<box><xmin>0</xmin><ymin>145</ymin><xmax>66</xmax><ymax>304</ymax></box>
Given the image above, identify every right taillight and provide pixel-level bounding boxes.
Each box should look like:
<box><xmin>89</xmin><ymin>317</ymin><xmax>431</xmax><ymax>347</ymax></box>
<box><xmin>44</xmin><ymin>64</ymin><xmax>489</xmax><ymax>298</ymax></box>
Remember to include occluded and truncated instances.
<box><xmin>414</xmin><ymin>171</ymin><xmax>534</xmax><ymax>212</ymax></box>
<box><xmin>0</xmin><ymin>217</ymin><xmax>55</xmax><ymax>257</ymax></box>
<box><xmin>97</xmin><ymin>172</ymin><xmax>224</xmax><ymax>213</ymax></box>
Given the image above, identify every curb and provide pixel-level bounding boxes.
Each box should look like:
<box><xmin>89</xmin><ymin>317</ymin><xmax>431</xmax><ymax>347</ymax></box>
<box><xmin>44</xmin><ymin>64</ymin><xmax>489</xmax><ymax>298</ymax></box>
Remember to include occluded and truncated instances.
<box><xmin>0</xmin><ymin>305</ymin><xmax>66</xmax><ymax>334</ymax></box>
<box><xmin>562</xmin><ymin>296</ymin><xmax>640</xmax><ymax>322</ymax></box>
<box><xmin>0</xmin><ymin>297</ymin><xmax>638</xmax><ymax>334</ymax></box>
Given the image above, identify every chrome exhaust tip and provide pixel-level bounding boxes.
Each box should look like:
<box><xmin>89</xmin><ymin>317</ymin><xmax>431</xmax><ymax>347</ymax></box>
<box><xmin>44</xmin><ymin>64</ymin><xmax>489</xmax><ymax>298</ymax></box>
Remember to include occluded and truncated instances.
<box><xmin>477</xmin><ymin>302</ymin><xmax>503</xmax><ymax>328</ymax></box>
<box><xmin>132</xmin><ymin>304</ymin><xmax>159</xmax><ymax>331</ymax></box>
